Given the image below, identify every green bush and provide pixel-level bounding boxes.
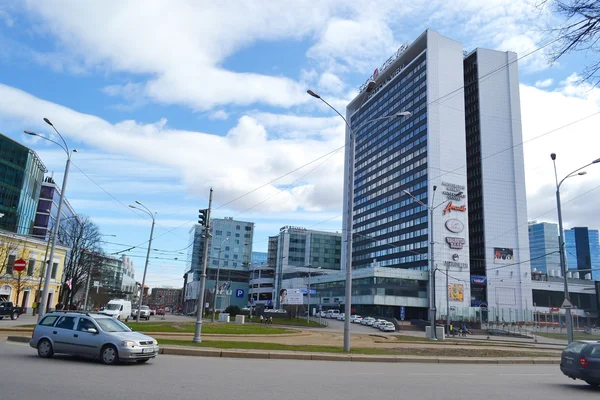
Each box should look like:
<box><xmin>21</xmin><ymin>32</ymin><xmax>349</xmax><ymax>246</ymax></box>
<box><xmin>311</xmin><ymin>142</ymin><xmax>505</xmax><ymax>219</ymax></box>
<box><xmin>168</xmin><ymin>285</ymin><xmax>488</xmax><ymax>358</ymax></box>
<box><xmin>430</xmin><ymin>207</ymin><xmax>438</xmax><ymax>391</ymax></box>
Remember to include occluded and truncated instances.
<box><xmin>224</xmin><ymin>305</ymin><xmax>241</xmax><ymax>317</ymax></box>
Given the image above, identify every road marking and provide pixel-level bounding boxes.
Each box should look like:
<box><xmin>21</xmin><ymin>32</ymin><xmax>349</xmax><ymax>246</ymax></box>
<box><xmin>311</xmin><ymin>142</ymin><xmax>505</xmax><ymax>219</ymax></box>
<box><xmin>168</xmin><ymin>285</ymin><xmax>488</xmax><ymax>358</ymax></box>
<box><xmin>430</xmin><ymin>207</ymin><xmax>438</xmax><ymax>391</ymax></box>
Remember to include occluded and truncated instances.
<box><xmin>408</xmin><ymin>373</ymin><xmax>476</xmax><ymax>376</ymax></box>
<box><xmin>353</xmin><ymin>373</ymin><xmax>384</xmax><ymax>375</ymax></box>
<box><xmin>499</xmin><ymin>374</ymin><xmax>555</xmax><ymax>377</ymax></box>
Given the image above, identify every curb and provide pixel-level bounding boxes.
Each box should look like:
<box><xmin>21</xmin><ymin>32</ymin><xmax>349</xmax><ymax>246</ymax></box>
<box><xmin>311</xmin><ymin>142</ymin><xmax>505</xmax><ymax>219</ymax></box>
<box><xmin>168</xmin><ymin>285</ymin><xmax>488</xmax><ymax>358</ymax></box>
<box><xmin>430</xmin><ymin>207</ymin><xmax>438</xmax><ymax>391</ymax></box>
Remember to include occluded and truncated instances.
<box><xmin>157</xmin><ymin>345</ymin><xmax>561</xmax><ymax>364</ymax></box>
<box><xmin>7</xmin><ymin>336</ymin><xmax>29</xmax><ymax>343</ymax></box>
<box><xmin>3</xmin><ymin>336</ymin><xmax>561</xmax><ymax>364</ymax></box>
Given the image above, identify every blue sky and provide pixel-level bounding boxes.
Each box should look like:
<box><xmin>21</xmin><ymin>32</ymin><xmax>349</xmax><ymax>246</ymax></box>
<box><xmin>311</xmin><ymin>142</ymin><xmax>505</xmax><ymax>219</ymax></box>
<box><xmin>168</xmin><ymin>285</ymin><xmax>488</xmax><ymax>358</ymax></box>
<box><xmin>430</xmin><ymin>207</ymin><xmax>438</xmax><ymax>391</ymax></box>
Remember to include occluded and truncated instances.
<box><xmin>1</xmin><ymin>1</ymin><xmax>600</xmax><ymax>288</ymax></box>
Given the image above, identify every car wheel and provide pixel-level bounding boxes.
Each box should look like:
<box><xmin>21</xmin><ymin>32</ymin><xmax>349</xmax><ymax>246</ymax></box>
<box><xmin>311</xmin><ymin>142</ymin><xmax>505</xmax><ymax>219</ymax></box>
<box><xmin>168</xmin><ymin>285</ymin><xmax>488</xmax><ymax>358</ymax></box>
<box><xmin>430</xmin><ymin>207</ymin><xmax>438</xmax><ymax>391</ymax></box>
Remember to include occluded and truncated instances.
<box><xmin>147</xmin><ymin>316</ymin><xmax>150</xmax><ymax>320</ymax></box>
<box><xmin>11</xmin><ymin>312</ymin><xmax>19</xmax><ymax>320</ymax></box>
<box><xmin>0</xmin><ymin>316</ymin><xmax>3</xmax><ymax>320</ymax></box>
<box><xmin>136</xmin><ymin>359</ymin><xmax>150</xmax><ymax>364</ymax></box>
<box><xmin>100</xmin><ymin>345</ymin><xmax>119</xmax><ymax>365</ymax></box>
<box><xmin>37</xmin><ymin>339</ymin><xmax>54</xmax><ymax>358</ymax></box>
<box><xmin>125</xmin><ymin>316</ymin><xmax>129</xmax><ymax>323</ymax></box>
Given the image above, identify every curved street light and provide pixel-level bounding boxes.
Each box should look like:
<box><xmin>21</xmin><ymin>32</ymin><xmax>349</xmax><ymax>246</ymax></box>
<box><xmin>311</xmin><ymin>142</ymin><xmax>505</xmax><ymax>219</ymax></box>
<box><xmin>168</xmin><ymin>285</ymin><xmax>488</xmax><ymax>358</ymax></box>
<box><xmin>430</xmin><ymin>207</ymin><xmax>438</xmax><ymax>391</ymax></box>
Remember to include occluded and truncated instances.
<box><xmin>551</xmin><ymin>153</ymin><xmax>600</xmax><ymax>344</ymax></box>
<box><xmin>25</xmin><ymin>118</ymin><xmax>77</xmax><ymax>321</ymax></box>
<box><xmin>129</xmin><ymin>201</ymin><xmax>156</xmax><ymax>322</ymax></box>
<box><xmin>307</xmin><ymin>88</ymin><xmax>411</xmax><ymax>352</ymax></box>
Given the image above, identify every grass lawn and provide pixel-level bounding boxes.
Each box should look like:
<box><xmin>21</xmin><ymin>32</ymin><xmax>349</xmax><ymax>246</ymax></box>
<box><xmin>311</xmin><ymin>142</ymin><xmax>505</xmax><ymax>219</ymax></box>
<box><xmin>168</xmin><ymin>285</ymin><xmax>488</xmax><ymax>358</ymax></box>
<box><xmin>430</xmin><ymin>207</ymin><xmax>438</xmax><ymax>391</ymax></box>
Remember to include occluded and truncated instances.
<box><xmin>253</xmin><ymin>318</ymin><xmax>325</xmax><ymax>327</ymax></box>
<box><xmin>157</xmin><ymin>338</ymin><xmax>557</xmax><ymax>358</ymax></box>
<box><xmin>536</xmin><ymin>332</ymin><xmax>600</xmax><ymax>341</ymax></box>
<box><xmin>126</xmin><ymin>321</ymin><xmax>292</xmax><ymax>335</ymax></box>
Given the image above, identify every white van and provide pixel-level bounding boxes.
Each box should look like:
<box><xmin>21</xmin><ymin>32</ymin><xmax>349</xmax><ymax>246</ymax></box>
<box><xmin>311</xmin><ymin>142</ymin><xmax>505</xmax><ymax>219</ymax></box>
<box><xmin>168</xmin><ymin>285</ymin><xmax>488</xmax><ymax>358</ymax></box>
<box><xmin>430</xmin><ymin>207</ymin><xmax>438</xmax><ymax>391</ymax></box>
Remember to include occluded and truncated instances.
<box><xmin>326</xmin><ymin>309</ymin><xmax>340</xmax><ymax>319</ymax></box>
<box><xmin>101</xmin><ymin>299</ymin><xmax>132</xmax><ymax>321</ymax></box>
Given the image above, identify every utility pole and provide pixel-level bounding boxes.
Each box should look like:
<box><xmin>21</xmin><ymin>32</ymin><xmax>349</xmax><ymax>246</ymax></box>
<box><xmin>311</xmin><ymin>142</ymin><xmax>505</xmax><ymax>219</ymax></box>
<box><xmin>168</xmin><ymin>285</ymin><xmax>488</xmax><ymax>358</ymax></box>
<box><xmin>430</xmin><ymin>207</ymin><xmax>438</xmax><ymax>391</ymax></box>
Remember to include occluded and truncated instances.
<box><xmin>211</xmin><ymin>237</ymin><xmax>229</xmax><ymax>322</ymax></box>
<box><xmin>193</xmin><ymin>188</ymin><xmax>213</xmax><ymax>343</ymax></box>
<box><xmin>429</xmin><ymin>186</ymin><xmax>437</xmax><ymax>340</ymax></box>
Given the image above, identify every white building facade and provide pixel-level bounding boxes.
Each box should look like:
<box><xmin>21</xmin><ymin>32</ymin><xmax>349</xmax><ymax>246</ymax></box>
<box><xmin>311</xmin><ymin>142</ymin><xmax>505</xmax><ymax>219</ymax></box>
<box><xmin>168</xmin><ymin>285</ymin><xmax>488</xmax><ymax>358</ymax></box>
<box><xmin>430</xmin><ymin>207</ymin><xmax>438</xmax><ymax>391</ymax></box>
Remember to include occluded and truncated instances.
<box><xmin>341</xmin><ymin>30</ymin><xmax>531</xmax><ymax>321</ymax></box>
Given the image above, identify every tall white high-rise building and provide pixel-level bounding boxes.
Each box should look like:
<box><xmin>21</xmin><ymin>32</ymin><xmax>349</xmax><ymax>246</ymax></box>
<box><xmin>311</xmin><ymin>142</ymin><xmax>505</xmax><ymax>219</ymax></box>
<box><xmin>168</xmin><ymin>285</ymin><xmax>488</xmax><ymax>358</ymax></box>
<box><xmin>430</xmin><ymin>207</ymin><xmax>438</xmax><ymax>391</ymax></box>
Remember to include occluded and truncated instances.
<box><xmin>338</xmin><ymin>30</ymin><xmax>532</xmax><ymax>320</ymax></box>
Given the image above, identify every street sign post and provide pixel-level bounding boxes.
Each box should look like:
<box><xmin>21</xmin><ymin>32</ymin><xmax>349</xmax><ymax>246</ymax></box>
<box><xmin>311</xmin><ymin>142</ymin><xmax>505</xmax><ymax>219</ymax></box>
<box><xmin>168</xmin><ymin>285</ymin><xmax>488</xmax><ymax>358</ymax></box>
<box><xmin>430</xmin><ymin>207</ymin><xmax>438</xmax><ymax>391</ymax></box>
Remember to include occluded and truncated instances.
<box><xmin>561</xmin><ymin>298</ymin><xmax>574</xmax><ymax>309</ymax></box>
<box><xmin>13</xmin><ymin>259</ymin><xmax>26</xmax><ymax>272</ymax></box>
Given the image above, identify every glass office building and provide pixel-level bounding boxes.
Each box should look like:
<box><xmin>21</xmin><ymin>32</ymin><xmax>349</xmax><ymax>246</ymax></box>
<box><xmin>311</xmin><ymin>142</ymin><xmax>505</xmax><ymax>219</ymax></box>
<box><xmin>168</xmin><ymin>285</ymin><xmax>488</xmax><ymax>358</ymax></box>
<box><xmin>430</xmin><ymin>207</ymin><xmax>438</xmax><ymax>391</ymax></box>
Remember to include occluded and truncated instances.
<box><xmin>32</xmin><ymin>177</ymin><xmax>81</xmax><ymax>243</ymax></box>
<box><xmin>183</xmin><ymin>217</ymin><xmax>254</xmax><ymax>312</ymax></box>
<box><xmin>272</xmin><ymin>226</ymin><xmax>342</xmax><ymax>308</ymax></box>
<box><xmin>528</xmin><ymin>222</ymin><xmax>560</xmax><ymax>275</ymax></box>
<box><xmin>0</xmin><ymin>133</ymin><xmax>47</xmax><ymax>235</ymax></box>
<box><xmin>565</xmin><ymin>227</ymin><xmax>600</xmax><ymax>281</ymax></box>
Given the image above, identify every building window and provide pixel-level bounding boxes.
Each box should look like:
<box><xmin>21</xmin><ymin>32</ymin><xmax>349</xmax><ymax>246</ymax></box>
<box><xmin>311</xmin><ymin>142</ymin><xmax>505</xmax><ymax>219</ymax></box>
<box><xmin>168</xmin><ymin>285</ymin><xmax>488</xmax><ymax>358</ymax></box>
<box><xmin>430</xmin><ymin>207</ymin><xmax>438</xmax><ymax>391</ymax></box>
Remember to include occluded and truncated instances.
<box><xmin>227</xmin><ymin>231</ymin><xmax>231</xmax><ymax>236</ymax></box>
<box><xmin>245</xmin><ymin>226</ymin><xmax>252</xmax><ymax>231</ymax></box>
<box><xmin>6</xmin><ymin>255</ymin><xmax>15</xmax><ymax>274</ymax></box>
<box><xmin>27</xmin><ymin>260</ymin><xmax>35</xmax><ymax>276</ymax></box>
<box><xmin>215</xmin><ymin>230</ymin><xmax>223</xmax><ymax>236</ymax></box>
<box><xmin>51</xmin><ymin>263</ymin><xmax>58</xmax><ymax>280</ymax></box>
<box><xmin>235</xmin><ymin>233</ymin><xmax>240</xmax><ymax>238</ymax></box>
<box><xmin>212</xmin><ymin>260</ymin><xmax>218</xmax><ymax>266</ymax></box>
<box><xmin>236</xmin><ymin>225</ymin><xmax>240</xmax><ymax>230</ymax></box>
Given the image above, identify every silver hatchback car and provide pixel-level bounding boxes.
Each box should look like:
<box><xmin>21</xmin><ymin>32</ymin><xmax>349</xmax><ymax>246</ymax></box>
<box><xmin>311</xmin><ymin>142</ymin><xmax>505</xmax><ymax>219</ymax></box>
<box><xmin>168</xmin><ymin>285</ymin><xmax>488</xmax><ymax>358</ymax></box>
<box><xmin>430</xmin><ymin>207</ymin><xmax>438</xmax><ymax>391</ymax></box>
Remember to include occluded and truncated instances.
<box><xmin>29</xmin><ymin>311</ymin><xmax>159</xmax><ymax>365</ymax></box>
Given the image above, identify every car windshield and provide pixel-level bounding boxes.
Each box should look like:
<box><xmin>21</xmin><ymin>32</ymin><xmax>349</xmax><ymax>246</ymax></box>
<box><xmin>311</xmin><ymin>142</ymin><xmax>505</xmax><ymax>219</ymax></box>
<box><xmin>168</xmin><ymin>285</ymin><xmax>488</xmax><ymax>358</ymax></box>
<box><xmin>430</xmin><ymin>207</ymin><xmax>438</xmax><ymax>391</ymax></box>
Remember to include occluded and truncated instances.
<box><xmin>106</xmin><ymin>304</ymin><xmax>120</xmax><ymax>310</ymax></box>
<box><xmin>564</xmin><ymin>342</ymin><xmax>587</xmax><ymax>353</ymax></box>
<box><xmin>141</xmin><ymin>306</ymin><xmax>149</xmax><ymax>310</ymax></box>
<box><xmin>94</xmin><ymin>317</ymin><xmax>132</xmax><ymax>332</ymax></box>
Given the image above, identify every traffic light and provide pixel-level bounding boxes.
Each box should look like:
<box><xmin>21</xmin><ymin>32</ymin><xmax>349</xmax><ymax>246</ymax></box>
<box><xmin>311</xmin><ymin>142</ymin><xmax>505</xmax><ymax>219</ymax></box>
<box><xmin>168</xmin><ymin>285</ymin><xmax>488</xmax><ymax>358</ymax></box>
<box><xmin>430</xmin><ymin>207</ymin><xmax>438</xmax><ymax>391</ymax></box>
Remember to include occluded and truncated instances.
<box><xmin>198</xmin><ymin>208</ymin><xmax>208</xmax><ymax>226</ymax></box>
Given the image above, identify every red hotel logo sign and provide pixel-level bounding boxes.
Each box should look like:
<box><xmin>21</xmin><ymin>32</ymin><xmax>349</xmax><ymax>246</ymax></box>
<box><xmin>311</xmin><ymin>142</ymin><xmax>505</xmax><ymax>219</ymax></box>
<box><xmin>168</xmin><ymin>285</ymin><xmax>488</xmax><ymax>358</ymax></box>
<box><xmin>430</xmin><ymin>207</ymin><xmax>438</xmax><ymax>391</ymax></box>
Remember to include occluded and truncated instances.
<box><xmin>446</xmin><ymin>237</ymin><xmax>465</xmax><ymax>250</ymax></box>
<box><xmin>443</xmin><ymin>201</ymin><xmax>466</xmax><ymax>215</ymax></box>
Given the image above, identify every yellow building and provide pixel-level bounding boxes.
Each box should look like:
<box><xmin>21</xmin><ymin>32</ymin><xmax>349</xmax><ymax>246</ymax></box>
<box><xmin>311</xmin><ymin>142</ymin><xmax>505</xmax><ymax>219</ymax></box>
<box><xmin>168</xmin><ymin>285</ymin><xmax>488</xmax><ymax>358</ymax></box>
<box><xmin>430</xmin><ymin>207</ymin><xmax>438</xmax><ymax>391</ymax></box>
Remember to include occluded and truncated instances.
<box><xmin>0</xmin><ymin>230</ymin><xmax>69</xmax><ymax>313</ymax></box>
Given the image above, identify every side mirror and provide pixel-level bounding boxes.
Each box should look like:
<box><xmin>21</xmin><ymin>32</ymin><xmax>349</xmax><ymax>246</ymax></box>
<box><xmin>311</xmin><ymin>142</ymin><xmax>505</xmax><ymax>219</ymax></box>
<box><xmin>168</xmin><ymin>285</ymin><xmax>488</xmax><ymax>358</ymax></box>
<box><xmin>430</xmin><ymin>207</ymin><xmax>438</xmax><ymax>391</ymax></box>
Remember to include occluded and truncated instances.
<box><xmin>87</xmin><ymin>328</ymin><xmax>98</xmax><ymax>334</ymax></box>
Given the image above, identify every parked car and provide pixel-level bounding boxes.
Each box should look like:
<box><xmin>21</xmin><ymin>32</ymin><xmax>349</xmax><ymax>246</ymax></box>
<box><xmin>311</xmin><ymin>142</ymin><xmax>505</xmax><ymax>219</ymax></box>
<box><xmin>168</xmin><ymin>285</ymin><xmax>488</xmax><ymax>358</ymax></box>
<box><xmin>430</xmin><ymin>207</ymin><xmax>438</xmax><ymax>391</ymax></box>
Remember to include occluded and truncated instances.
<box><xmin>317</xmin><ymin>311</ymin><xmax>326</xmax><ymax>318</ymax></box>
<box><xmin>149</xmin><ymin>308</ymin><xmax>156</xmax><ymax>316</ymax></box>
<box><xmin>29</xmin><ymin>311</ymin><xmax>159</xmax><ymax>365</ymax></box>
<box><xmin>336</xmin><ymin>313</ymin><xmax>345</xmax><ymax>321</ymax></box>
<box><xmin>325</xmin><ymin>310</ymin><xmax>340</xmax><ymax>319</ymax></box>
<box><xmin>156</xmin><ymin>308</ymin><xmax>165</xmax><ymax>316</ymax></box>
<box><xmin>361</xmin><ymin>317</ymin><xmax>376</xmax><ymax>326</ymax></box>
<box><xmin>373</xmin><ymin>319</ymin><xmax>388</xmax><ymax>329</ymax></box>
<box><xmin>379</xmin><ymin>322</ymin><xmax>396</xmax><ymax>332</ymax></box>
<box><xmin>560</xmin><ymin>340</ymin><xmax>600</xmax><ymax>387</ymax></box>
<box><xmin>350</xmin><ymin>315</ymin><xmax>362</xmax><ymax>323</ymax></box>
<box><xmin>0</xmin><ymin>301</ymin><xmax>25</xmax><ymax>320</ymax></box>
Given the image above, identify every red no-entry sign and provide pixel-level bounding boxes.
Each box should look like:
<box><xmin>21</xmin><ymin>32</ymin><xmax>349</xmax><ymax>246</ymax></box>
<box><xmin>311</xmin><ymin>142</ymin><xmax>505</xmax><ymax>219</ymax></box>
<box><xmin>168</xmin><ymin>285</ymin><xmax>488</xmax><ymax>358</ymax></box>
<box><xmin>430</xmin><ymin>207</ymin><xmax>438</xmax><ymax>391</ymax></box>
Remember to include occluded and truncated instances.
<box><xmin>13</xmin><ymin>259</ymin><xmax>26</xmax><ymax>272</ymax></box>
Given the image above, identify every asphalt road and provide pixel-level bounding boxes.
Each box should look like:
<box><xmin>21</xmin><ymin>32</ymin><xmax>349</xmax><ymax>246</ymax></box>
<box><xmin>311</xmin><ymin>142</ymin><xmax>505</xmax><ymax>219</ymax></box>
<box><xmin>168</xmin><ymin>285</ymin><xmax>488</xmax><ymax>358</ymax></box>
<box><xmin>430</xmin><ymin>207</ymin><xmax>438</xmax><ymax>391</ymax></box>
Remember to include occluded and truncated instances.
<box><xmin>1</xmin><ymin>341</ymin><xmax>597</xmax><ymax>400</ymax></box>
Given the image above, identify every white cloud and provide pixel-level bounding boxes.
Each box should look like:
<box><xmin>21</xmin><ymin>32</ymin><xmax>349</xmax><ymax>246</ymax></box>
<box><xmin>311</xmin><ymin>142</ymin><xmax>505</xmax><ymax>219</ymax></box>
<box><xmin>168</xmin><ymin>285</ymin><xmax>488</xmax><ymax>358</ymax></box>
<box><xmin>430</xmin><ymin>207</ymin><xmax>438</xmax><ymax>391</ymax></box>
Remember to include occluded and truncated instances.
<box><xmin>0</xmin><ymin>83</ymin><xmax>346</xmax><ymax>215</ymax></box>
<box><xmin>208</xmin><ymin>110</ymin><xmax>229</xmax><ymax>121</ymax></box>
<box><xmin>535</xmin><ymin>78</ymin><xmax>553</xmax><ymax>88</ymax></box>
<box><xmin>318</xmin><ymin>72</ymin><xmax>345</xmax><ymax>94</ymax></box>
<box><xmin>519</xmin><ymin>80</ymin><xmax>600</xmax><ymax>229</ymax></box>
<box><xmin>307</xmin><ymin>18</ymin><xmax>398</xmax><ymax>73</ymax></box>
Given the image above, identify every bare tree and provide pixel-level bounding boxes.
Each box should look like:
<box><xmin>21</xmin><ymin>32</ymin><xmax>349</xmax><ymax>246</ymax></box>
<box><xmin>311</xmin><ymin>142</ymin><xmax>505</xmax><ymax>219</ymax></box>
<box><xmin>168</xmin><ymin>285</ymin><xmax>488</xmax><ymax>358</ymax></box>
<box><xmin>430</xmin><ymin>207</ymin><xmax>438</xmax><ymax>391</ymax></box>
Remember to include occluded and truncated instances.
<box><xmin>56</xmin><ymin>216</ymin><xmax>102</xmax><ymax>308</ymax></box>
<box><xmin>543</xmin><ymin>1</ymin><xmax>600</xmax><ymax>85</ymax></box>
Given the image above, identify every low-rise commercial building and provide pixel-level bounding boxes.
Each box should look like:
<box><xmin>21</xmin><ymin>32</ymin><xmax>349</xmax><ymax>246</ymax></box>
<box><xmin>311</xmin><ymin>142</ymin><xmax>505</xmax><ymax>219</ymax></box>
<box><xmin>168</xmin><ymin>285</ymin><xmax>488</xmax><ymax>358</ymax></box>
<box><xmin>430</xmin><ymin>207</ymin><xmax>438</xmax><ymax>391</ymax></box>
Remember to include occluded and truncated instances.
<box><xmin>0</xmin><ymin>230</ymin><xmax>68</xmax><ymax>312</ymax></box>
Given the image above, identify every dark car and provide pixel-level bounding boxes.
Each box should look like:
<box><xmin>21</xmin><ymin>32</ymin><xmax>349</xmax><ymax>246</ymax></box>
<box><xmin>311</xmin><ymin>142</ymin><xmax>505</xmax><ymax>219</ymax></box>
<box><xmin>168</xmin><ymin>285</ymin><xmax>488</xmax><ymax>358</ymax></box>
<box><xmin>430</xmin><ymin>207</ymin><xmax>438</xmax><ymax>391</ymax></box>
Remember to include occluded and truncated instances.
<box><xmin>560</xmin><ymin>340</ymin><xmax>600</xmax><ymax>387</ymax></box>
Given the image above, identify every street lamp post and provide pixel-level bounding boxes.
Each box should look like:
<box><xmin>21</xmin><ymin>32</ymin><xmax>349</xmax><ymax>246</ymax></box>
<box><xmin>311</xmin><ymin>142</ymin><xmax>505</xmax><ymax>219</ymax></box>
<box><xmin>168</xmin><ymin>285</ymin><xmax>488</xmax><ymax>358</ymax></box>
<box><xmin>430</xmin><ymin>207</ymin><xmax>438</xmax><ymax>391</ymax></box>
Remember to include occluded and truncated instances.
<box><xmin>307</xmin><ymin>265</ymin><xmax>321</xmax><ymax>323</ymax></box>
<box><xmin>129</xmin><ymin>201</ymin><xmax>156</xmax><ymax>322</ymax></box>
<box><xmin>211</xmin><ymin>237</ymin><xmax>229</xmax><ymax>322</ymax></box>
<box><xmin>550</xmin><ymin>153</ymin><xmax>600</xmax><ymax>344</ymax></box>
<box><xmin>25</xmin><ymin>119</ymin><xmax>77</xmax><ymax>321</ymax></box>
<box><xmin>308</xmin><ymin>88</ymin><xmax>411</xmax><ymax>352</ymax></box>
<box><xmin>404</xmin><ymin>187</ymin><xmax>462</xmax><ymax>339</ymax></box>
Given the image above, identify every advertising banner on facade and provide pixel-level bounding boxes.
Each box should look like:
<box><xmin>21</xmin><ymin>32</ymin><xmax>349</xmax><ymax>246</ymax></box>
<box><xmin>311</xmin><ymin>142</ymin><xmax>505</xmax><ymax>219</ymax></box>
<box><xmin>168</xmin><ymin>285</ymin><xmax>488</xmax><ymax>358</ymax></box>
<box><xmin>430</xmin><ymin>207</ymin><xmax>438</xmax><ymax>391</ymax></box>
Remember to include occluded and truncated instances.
<box><xmin>470</xmin><ymin>275</ymin><xmax>487</xmax><ymax>286</ymax></box>
<box><xmin>448</xmin><ymin>284</ymin><xmax>464</xmax><ymax>301</ymax></box>
<box><xmin>280</xmin><ymin>288</ymin><xmax>304</xmax><ymax>305</ymax></box>
<box><xmin>494</xmin><ymin>248</ymin><xmax>514</xmax><ymax>264</ymax></box>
